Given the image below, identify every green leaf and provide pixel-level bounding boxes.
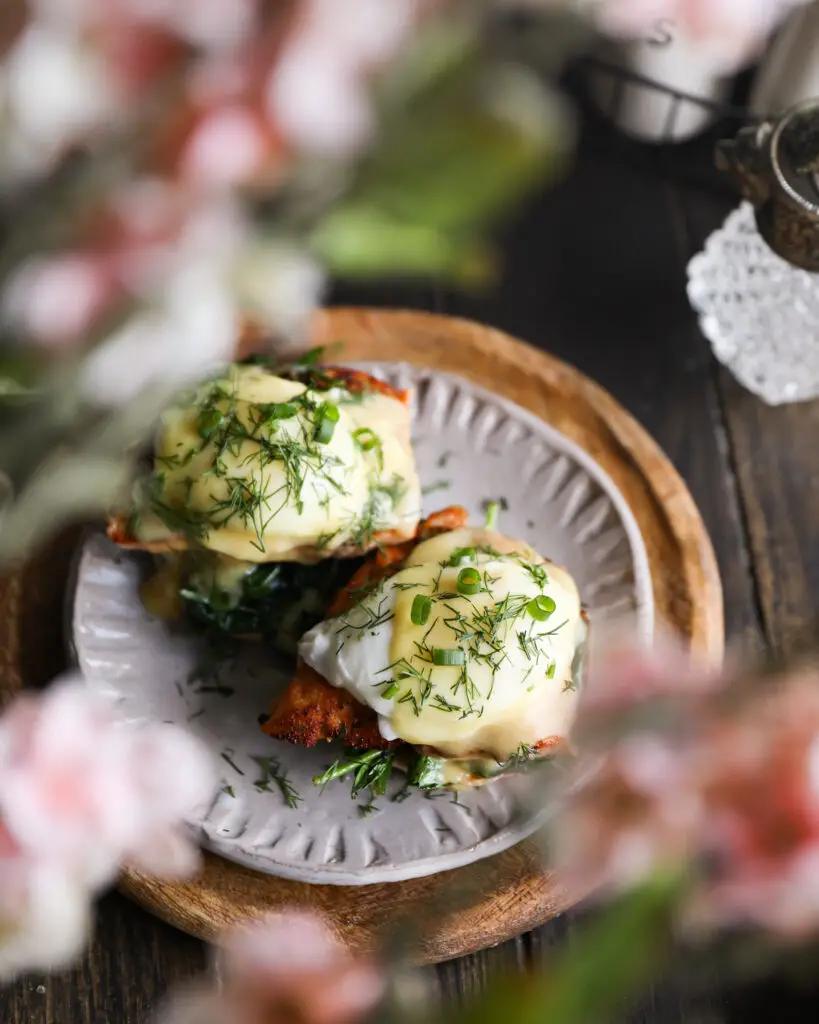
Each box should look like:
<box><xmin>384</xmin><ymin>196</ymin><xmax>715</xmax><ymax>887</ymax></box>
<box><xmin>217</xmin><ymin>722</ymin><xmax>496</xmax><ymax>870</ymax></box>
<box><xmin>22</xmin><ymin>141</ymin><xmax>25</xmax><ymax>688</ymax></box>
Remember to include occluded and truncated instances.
<box><xmin>312</xmin><ymin>59</ymin><xmax>573</xmax><ymax>286</ymax></box>
<box><xmin>407</xmin><ymin>754</ymin><xmax>445</xmax><ymax>789</ymax></box>
<box><xmin>362</xmin><ymin>64</ymin><xmax>570</xmax><ymax>231</ymax></box>
<box><xmin>445</xmin><ymin>874</ymin><xmax>683</xmax><ymax>1024</ymax></box>
<box><xmin>310</xmin><ymin>205</ymin><xmax>494</xmax><ymax>286</ymax></box>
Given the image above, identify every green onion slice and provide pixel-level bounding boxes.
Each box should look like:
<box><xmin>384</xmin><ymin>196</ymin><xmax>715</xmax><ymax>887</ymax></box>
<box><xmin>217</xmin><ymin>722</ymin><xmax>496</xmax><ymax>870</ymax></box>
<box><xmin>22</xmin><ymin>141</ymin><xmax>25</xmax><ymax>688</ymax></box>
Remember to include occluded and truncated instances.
<box><xmin>527</xmin><ymin>595</ymin><xmax>556</xmax><ymax>621</ymax></box>
<box><xmin>410</xmin><ymin>594</ymin><xmax>432</xmax><ymax>625</ymax></box>
<box><xmin>546</xmin><ymin>662</ymin><xmax>556</xmax><ymax>679</ymax></box>
<box><xmin>314</xmin><ymin>403</ymin><xmax>340</xmax><ymax>444</ymax></box>
<box><xmin>382</xmin><ymin>681</ymin><xmax>399</xmax><ymax>699</ymax></box>
<box><xmin>448</xmin><ymin>546</ymin><xmax>476</xmax><ymax>566</ymax></box>
<box><xmin>267</xmin><ymin>402</ymin><xmax>298</xmax><ymax>420</ymax></box>
<box><xmin>432</xmin><ymin>647</ymin><xmax>466</xmax><ymax>666</ymax></box>
<box><xmin>352</xmin><ymin>427</ymin><xmax>380</xmax><ymax>452</ymax></box>
<box><xmin>456</xmin><ymin>567</ymin><xmax>481</xmax><ymax>594</ymax></box>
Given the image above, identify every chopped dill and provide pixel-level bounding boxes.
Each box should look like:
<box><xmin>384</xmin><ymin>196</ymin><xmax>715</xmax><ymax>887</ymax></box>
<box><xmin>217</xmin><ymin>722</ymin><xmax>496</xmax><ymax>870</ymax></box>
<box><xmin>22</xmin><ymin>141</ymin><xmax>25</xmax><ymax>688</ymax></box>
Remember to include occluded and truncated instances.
<box><xmin>221</xmin><ymin>750</ymin><xmax>245</xmax><ymax>775</ymax></box>
<box><xmin>251</xmin><ymin>755</ymin><xmax>302</xmax><ymax>808</ymax></box>
<box><xmin>505</xmin><ymin>742</ymin><xmax>538</xmax><ymax>769</ymax></box>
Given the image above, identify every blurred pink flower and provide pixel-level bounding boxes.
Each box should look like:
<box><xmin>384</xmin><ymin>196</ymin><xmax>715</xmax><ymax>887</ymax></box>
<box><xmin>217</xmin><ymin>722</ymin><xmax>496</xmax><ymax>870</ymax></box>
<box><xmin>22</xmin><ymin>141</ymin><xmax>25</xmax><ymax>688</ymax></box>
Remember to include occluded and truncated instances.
<box><xmin>0</xmin><ymin>675</ymin><xmax>217</xmax><ymax>888</ymax></box>
<box><xmin>558</xmin><ymin>643</ymin><xmax>819</xmax><ymax>938</ymax></box>
<box><xmin>2</xmin><ymin>254</ymin><xmax>118</xmax><ymax>348</ymax></box>
<box><xmin>0</xmin><ymin>22</ymin><xmax>122</xmax><ymax>181</ymax></box>
<box><xmin>117</xmin><ymin>0</ymin><xmax>259</xmax><ymax>51</ymax></box>
<box><xmin>301</xmin><ymin>0</ymin><xmax>418</xmax><ymax>70</ymax></box>
<box><xmin>267</xmin><ymin>36</ymin><xmax>375</xmax><ymax>158</ymax></box>
<box><xmin>180</xmin><ymin>106</ymin><xmax>272</xmax><ymax>186</ymax></box>
<box><xmin>0</xmin><ymin>676</ymin><xmax>218</xmax><ymax>978</ymax></box>
<box><xmin>579</xmin><ymin>630</ymin><xmax>726</xmax><ymax>719</ymax></box>
<box><xmin>159</xmin><ymin>911</ymin><xmax>384</xmax><ymax>1024</ymax></box>
<box><xmin>220</xmin><ymin>911</ymin><xmax>384</xmax><ymax>1024</ymax></box>
<box><xmin>266</xmin><ymin>0</ymin><xmax>420</xmax><ymax>158</ymax></box>
<box><xmin>554</xmin><ymin>733</ymin><xmax>703</xmax><ymax>895</ymax></box>
<box><xmin>3</xmin><ymin>178</ymin><xmax>324</xmax><ymax>399</ymax></box>
<box><xmin>0</xmin><ymin>858</ymin><xmax>90</xmax><ymax>980</ymax></box>
<box><xmin>692</xmin><ymin>670</ymin><xmax>819</xmax><ymax>938</ymax></box>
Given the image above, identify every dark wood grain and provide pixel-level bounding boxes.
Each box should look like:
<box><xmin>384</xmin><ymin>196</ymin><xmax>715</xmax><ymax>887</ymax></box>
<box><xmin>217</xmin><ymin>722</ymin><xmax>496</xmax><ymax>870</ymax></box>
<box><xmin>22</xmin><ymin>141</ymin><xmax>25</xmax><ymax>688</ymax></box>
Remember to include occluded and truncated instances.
<box><xmin>6</xmin><ymin>896</ymin><xmax>206</xmax><ymax>1024</ymax></box>
<box><xmin>679</xmin><ymin>187</ymin><xmax>819</xmax><ymax>662</ymax></box>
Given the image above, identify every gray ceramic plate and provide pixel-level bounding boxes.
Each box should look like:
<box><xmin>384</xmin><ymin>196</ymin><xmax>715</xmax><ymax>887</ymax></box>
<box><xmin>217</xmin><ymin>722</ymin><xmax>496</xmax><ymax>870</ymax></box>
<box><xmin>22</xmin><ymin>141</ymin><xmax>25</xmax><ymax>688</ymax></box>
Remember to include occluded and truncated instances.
<box><xmin>68</xmin><ymin>364</ymin><xmax>654</xmax><ymax>885</ymax></box>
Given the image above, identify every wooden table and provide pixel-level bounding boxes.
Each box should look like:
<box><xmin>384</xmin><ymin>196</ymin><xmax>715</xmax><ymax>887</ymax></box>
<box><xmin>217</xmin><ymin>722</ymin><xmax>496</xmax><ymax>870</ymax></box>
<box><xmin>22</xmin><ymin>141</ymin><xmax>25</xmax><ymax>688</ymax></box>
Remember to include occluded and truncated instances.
<box><xmin>5</xmin><ymin>100</ymin><xmax>819</xmax><ymax>1023</ymax></box>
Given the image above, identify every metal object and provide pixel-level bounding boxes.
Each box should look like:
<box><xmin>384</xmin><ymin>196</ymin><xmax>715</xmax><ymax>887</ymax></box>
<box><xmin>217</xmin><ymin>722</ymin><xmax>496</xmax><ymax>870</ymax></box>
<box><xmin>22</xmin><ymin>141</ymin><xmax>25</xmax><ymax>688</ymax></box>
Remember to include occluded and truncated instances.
<box><xmin>570</xmin><ymin>56</ymin><xmax>759</xmax><ymax>197</ymax></box>
<box><xmin>577</xmin><ymin>55</ymin><xmax>753</xmax><ymax>144</ymax></box>
<box><xmin>717</xmin><ymin>100</ymin><xmax>819</xmax><ymax>272</ymax></box>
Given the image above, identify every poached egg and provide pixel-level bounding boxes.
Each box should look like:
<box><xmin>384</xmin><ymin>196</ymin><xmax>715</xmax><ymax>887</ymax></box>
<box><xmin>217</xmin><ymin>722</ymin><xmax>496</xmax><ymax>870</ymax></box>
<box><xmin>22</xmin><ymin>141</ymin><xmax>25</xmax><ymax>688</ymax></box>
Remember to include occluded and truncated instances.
<box><xmin>134</xmin><ymin>363</ymin><xmax>421</xmax><ymax>564</ymax></box>
<box><xmin>298</xmin><ymin>527</ymin><xmax>587</xmax><ymax>773</ymax></box>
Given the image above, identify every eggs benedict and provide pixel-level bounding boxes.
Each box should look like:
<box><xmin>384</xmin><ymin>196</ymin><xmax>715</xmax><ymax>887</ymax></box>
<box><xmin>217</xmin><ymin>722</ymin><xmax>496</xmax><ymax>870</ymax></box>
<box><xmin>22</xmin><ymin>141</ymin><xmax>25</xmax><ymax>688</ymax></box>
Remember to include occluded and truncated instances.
<box><xmin>108</xmin><ymin>355</ymin><xmax>422</xmax><ymax>650</ymax></box>
<box><xmin>262</xmin><ymin>508</ymin><xmax>588</xmax><ymax>790</ymax></box>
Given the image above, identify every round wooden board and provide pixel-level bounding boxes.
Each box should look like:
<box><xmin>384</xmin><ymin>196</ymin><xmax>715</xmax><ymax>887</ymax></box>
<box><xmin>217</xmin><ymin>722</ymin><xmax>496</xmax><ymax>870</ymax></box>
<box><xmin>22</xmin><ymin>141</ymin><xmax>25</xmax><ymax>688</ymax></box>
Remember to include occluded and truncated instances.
<box><xmin>0</xmin><ymin>308</ymin><xmax>723</xmax><ymax>964</ymax></box>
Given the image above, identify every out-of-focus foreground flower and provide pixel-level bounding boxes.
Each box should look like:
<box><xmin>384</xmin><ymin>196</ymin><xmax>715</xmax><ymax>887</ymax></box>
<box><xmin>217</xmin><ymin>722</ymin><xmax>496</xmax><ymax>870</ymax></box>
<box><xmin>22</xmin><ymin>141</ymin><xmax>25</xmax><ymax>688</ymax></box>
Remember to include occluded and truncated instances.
<box><xmin>159</xmin><ymin>911</ymin><xmax>384</xmax><ymax>1024</ymax></box>
<box><xmin>0</xmin><ymin>676</ymin><xmax>217</xmax><ymax>979</ymax></box>
<box><xmin>553</xmin><ymin>636</ymin><xmax>819</xmax><ymax>940</ymax></box>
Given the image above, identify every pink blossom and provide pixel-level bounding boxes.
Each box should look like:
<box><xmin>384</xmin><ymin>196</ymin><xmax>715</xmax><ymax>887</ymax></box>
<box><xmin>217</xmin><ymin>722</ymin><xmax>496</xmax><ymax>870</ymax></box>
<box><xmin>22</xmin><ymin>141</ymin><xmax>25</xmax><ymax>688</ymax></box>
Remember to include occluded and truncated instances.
<box><xmin>265</xmin><ymin>0</ymin><xmax>421</xmax><ymax>158</ymax></box>
<box><xmin>2</xmin><ymin>174</ymin><xmax>324</xmax><ymax>391</ymax></box>
<box><xmin>219</xmin><ymin>911</ymin><xmax>385</xmax><ymax>1024</ymax></box>
<box><xmin>159</xmin><ymin>912</ymin><xmax>384</xmax><ymax>1024</ymax></box>
<box><xmin>180</xmin><ymin>106</ymin><xmax>271</xmax><ymax>186</ymax></box>
<box><xmin>2</xmin><ymin>254</ymin><xmax>118</xmax><ymax>348</ymax></box>
<box><xmin>0</xmin><ymin>676</ymin><xmax>218</xmax><ymax>978</ymax></box>
<box><xmin>0</xmin><ymin>860</ymin><xmax>90</xmax><ymax>980</ymax></box>
<box><xmin>0</xmin><ymin>676</ymin><xmax>218</xmax><ymax>888</ymax></box>
<box><xmin>266</xmin><ymin>37</ymin><xmax>375</xmax><ymax>158</ymax></box>
<box><xmin>553</xmin><ymin>733</ymin><xmax>704</xmax><ymax>895</ymax></box>
<box><xmin>0</xmin><ymin>22</ymin><xmax>122</xmax><ymax>181</ymax></box>
<box><xmin>303</xmin><ymin>0</ymin><xmax>417</xmax><ymax>65</ymax></box>
<box><xmin>691</xmin><ymin>670</ymin><xmax>819</xmax><ymax>937</ymax></box>
<box><xmin>580</xmin><ymin>629</ymin><xmax>726</xmax><ymax>719</ymax></box>
<box><xmin>558</xmin><ymin>642</ymin><xmax>819</xmax><ymax>938</ymax></box>
<box><xmin>119</xmin><ymin>0</ymin><xmax>259</xmax><ymax>51</ymax></box>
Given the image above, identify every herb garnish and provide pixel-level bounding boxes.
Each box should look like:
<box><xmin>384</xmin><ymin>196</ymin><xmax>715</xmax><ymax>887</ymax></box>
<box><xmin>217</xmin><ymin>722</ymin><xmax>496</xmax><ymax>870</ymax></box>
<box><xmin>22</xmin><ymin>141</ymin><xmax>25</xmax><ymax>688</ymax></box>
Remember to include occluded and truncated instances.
<box><xmin>148</xmin><ymin>368</ymin><xmax>355</xmax><ymax>552</ymax></box>
<box><xmin>422</xmin><ymin>480</ymin><xmax>451</xmax><ymax>495</ymax></box>
<box><xmin>313</xmin><ymin>748</ymin><xmax>397</xmax><ymax>798</ymax></box>
<box><xmin>331</xmin><ymin>540</ymin><xmax>570</xmax><ymax>727</ymax></box>
<box><xmin>251</xmin><ymin>755</ymin><xmax>302</xmax><ymax>808</ymax></box>
<box><xmin>221</xmin><ymin>749</ymin><xmax>244</xmax><ymax>775</ymax></box>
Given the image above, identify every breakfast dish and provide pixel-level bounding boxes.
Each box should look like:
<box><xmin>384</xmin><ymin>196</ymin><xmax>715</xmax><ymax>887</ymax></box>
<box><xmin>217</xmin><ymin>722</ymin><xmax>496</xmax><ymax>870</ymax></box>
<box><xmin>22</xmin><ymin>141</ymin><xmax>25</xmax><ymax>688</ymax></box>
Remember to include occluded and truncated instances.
<box><xmin>70</xmin><ymin>360</ymin><xmax>654</xmax><ymax>885</ymax></box>
<box><xmin>263</xmin><ymin>506</ymin><xmax>588</xmax><ymax>792</ymax></box>
<box><xmin>107</xmin><ymin>355</ymin><xmax>421</xmax><ymax>651</ymax></box>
